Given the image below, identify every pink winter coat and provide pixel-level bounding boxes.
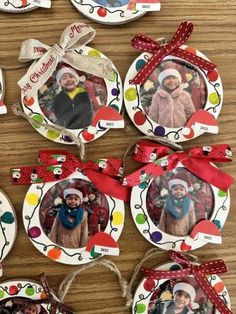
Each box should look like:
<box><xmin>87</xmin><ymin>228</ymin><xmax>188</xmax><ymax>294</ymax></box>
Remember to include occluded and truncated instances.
<box><xmin>148</xmin><ymin>85</ymin><xmax>196</xmax><ymax>128</ymax></box>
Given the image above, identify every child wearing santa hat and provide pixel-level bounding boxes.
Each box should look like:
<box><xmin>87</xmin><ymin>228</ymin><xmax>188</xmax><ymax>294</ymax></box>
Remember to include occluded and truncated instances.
<box><xmin>148</xmin><ymin>68</ymin><xmax>195</xmax><ymax>128</ymax></box>
<box><xmin>49</xmin><ymin>188</ymin><xmax>88</xmax><ymax>249</ymax></box>
<box><xmin>52</xmin><ymin>66</ymin><xmax>93</xmax><ymax>130</ymax></box>
<box><xmin>152</xmin><ymin>281</ymin><xmax>197</xmax><ymax>314</ymax></box>
<box><xmin>158</xmin><ymin>172</ymin><xmax>196</xmax><ymax>236</ymax></box>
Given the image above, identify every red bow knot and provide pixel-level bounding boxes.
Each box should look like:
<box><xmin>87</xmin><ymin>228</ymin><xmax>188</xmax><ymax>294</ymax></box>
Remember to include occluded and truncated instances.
<box><xmin>131</xmin><ymin>21</ymin><xmax>216</xmax><ymax>85</ymax></box>
<box><xmin>141</xmin><ymin>250</ymin><xmax>232</xmax><ymax>314</ymax></box>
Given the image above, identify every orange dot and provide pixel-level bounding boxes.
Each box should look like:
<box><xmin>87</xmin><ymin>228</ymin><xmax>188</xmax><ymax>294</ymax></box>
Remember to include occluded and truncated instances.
<box><xmin>47</xmin><ymin>247</ymin><xmax>62</xmax><ymax>260</ymax></box>
<box><xmin>214</xmin><ymin>282</ymin><xmax>224</xmax><ymax>293</ymax></box>
<box><xmin>185</xmin><ymin>46</ymin><xmax>197</xmax><ymax>55</ymax></box>
<box><xmin>40</xmin><ymin>291</ymin><xmax>48</xmax><ymax>300</ymax></box>
<box><xmin>23</xmin><ymin>97</ymin><xmax>35</xmax><ymax>106</ymax></box>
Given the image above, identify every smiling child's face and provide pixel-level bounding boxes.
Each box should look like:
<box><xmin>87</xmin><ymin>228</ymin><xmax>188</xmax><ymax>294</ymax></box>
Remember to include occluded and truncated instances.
<box><xmin>66</xmin><ymin>194</ymin><xmax>81</xmax><ymax>209</ymax></box>
<box><xmin>24</xmin><ymin>304</ymin><xmax>39</xmax><ymax>314</ymax></box>
<box><xmin>173</xmin><ymin>290</ymin><xmax>191</xmax><ymax>309</ymax></box>
<box><xmin>171</xmin><ymin>184</ymin><xmax>186</xmax><ymax>199</ymax></box>
<box><xmin>60</xmin><ymin>73</ymin><xmax>77</xmax><ymax>92</ymax></box>
<box><xmin>163</xmin><ymin>75</ymin><xmax>179</xmax><ymax>90</ymax></box>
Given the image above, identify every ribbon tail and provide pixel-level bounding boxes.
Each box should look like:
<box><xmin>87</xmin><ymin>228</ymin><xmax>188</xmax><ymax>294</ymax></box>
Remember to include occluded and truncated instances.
<box><xmin>169</xmin><ymin>21</ymin><xmax>193</xmax><ymax>47</ymax></box>
<box><xmin>182</xmin><ymin>159</ymin><xmax>234</xmax><ymax>192</ymax></box>
<box><xmin>195</xmin><ymin>274</ymin><xmax>232</xmax><ymax>314</ymax></box>
<box><xmin>130</xmin><ymin>34</ymin><xmax>161</xmax><ymax>53</ymax></box>
<box><xmin>84</xmin><ymin>169</ymin><xmax>131</xmax><ymax>202</ymax></box>
<box><xmin>63</xmin><ymin>52</ymin><xmax>114</xmax><ymax>80</ymax></box>
<box><xmin>18</xmin><ymin>39</ymin><xmax>50</xmax><ymax>62</ymax></box>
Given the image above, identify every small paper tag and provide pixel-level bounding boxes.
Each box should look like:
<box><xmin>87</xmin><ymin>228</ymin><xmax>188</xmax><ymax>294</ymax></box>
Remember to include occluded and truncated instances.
<box><xmin>0</xmin><ymin>100</ymin><xmax>7</xmax><ymax>115</ymax></box>
<box><xmin>128</xmin><ymin>0</ymin><xmax>160</xmax><ymax>11</ymax></box>
<box><xmin>196</xmin><ymin>233</ymin><xmax>222</xmax><ymax>244</ymax></box>
<box><xmin>193</xmin><ymin>122</ymin><xmax>219</xmax><ymax>134</ymax></box>
<box><xmin>28</xmin><ymin>0</ymin><xmax>51</xmax><ymax>8</ymax></box>
<box><xmin>94</xmin><ymin>245</ymin><xmax>120</xmax><ymax>256</ymax></box>
<box><xmin>99</xmin><ymin>120</ymin><xmax>124</xmax><ymax>129</ymax></box>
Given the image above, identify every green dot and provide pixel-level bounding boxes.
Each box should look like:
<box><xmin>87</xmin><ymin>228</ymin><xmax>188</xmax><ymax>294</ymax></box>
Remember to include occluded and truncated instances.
<box><xmin>136</xmin><ymin>213</ymin><xmax>146</xmax><ymax>224</ymax></box>
<box><xmin>136</xmin><ymin>303</ymin><xmax>146</xmax><ymax>313</ymax></box>
<box><xmin>32</xmin><ymin>114</ymin><xmax>43</xmax><ymax>129</ymax></box>
<box><xmin>0</xmin><ymin>290</ymin><xmax>4</xmax><ymax>298</ymax></box>
<box><xmin>209</xmin><ymin>92</ymin><xmax>220</xmax><ymax>105</ymax></box>
<box><xmin>125</xmin><ymin>87</ymin><xmax>137</xmax><ymax>101</ymax></box>
<box><xmin>47</xmin><ymin>130</ymin><xmax>60</xmax><ymax>140</ymax></box>
<box><xmin>111</xmin><ymin>104</ymin><xmax>119</xmax><ymax>111</ymax></box>
<box><xmin>26</xmin><ymin>286</ymin><xmax>35</xmax><ymax>296</ymax></box>
<box><xmin>90</xmin><ymin>246</ymin><xmax>101</xmax><ymax>259</ymax></box>
<box><xmin>218</xmin><ymin>190</ymin><xmax>228</xmax><ymax>197</ymax></box>
<box><xmin>108</xmin><ymin>70</ymin><xmax>116</xmax><ymax>82</ymax></box>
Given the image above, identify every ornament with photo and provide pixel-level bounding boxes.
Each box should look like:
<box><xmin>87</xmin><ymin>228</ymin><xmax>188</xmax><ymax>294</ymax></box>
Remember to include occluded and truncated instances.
<box><xmin>0</xmin><ymin>0</ymin><xmax>36</xmax><ymax>12</ymax></box>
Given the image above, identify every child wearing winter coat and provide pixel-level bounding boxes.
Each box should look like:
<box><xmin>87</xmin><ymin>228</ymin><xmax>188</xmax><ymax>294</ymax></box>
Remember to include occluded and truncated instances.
<box><xmin>52</xmin><ymin>67</ymin><xmax>93</xmax><ymax>130</ymax></box>
<box><xmin>152</xmin><ymin>282</ymin><xmax>196</xmax><ymax>314</ymax></box>
<box><xmin>148</xmin><ymin>69</ymin><xmax>196</xmax><ymax>128</ymax></box>
<box><xmin>49</xmin><ymin>188</ymin><xmax>88</xmax><ymax>249</ymax></box>
<box><xmin>158</xmin><ymin>173</ymin><xmax>196</xmax><ymax>236</ymax></box>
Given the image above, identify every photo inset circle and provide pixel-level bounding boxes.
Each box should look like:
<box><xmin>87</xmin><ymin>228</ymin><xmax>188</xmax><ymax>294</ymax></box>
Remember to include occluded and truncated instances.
<box><xmin>148</xmin><ymin>276</ymin><xmax>216</xmax><ymax>314</ymax></box>
<box><xmin>146</xmin><ymin>168</ymin><xmax>214</xmax><ymax>237</ymax></box>
<box><xmin>92</xmin><ymin>0</ymin><xmax>129</xmax><ymax>7</ymax></box>
<box><xmin>39</xmin><ymin>178</ymin><xmax>109</xmax><ymax>249</ymax></box>
<box><xmin>38</xmin><ymin>62</ymin><xmax>107</xmax><ymax>130</ymax></box>
<box><xmin>140</xmin><ymin>59</ymin><xmax>207</xmax><ymax>129</ymax></box>
<box><xmin>0</xmin><ymin>297</ymin><xmax>47</xmax><ymax>314</ymax></box>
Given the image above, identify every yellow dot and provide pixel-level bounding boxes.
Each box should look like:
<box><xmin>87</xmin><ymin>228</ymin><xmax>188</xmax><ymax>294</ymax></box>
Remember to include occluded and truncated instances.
<box><xmin>125</xmin><ymin>87</ymin><xmax>137</xmax><ymax>101</ymax></box>
<box><xmin>26</xmin><ymin>193</ymin><xmax>40</xmax><ymax>206</ymax></box>
<box><xmin>209</xmin><ymin>92</ymin><xmax>220</xmax><ymax>105</ymax></box>
<box><xmin>47</xmin><ymin>130</ymin><xmax>60</xmax><ymax>140</ymax></box>
<box><xmin>112</xmin><ymin>212</ymin><xmax>124</xmax><ymax>226</ymax></box>
<box><xmin>88</xmin><ymin>49</ymin><xmax>101</xmax><ymax>57</ymax></box>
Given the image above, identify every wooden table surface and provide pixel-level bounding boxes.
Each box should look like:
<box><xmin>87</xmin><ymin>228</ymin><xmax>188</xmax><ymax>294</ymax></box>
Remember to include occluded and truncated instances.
<box><xmin>0</xmin><ymin>1</ymin><xmax>235</xmax><ymax>313</ymax></box>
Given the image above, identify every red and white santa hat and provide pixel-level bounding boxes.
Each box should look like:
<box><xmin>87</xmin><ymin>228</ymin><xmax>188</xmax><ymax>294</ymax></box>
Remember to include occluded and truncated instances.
<box><xmin>158</xmin><ymin>69</ymin><xmax>182</xmax><ymax>85</ymax></box>
<box><xmin>173</xmin><ymin>282</ymin><xmax>196</xmax><ymax>301</ymax></box>
<box><xmin>168</xmin><ymin>172</ymin><xmax>191</xmax><ymax>192</ymax></box>
<box><xmin>56</xmin><ymin>67</ymin><xmax>84</xmax><ymax>84</ymax></box>
<box><xmin>63</xmin><ymin>188</ymin><xmax>83</xmax><ymax>201</ymax></box>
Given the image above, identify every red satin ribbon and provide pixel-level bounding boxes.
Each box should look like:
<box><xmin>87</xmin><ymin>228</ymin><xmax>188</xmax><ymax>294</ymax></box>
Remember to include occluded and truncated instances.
<box><xmin>124</xmin><ymin>142</ymin><xmax>234</xmax><ymax>192</ymax></box>
<box><xmin>141</xmin><ymin>250</ymin><xmax>232</xmax><ymax>314</ymax></box>
<box><xmin>11</xmin><ymin>150</ymin><xmax>130</xmax><ymax>202</ymax></box>
<box><xmin>130</xmin><ymin>21</ymin><xmax>216</xmax><ymax>85</ymax></box>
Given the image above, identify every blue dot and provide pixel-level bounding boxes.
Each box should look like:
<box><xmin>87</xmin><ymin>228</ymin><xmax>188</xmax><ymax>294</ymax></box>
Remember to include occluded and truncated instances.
<box><xmin>111</xmin><ymin>88</ymin><xmax>119</xmax><ymax>96</ymax></box>
<box><xmin>136</xmin><ymin>59</ymin><xmax>146</xmax><ymax>71</ymax></box>
<box><xmin>139</xmin><ymin>182</ymin><xmax>148</xmax><ymax>189</ymax></box>
<box><xmin>111</xmin><ymin>104</ymin><xmax>119</xmax><ymax>111</ymax></box>
<box><xmin>169</xmin><ymin>264</ymin><xmax>181</xmax><ymax>271</ymax></box>
<box><xmin>213</xmin><ymin>220</ymin><xmax>221</xmax><ymax>229</ymax></box>
<box><xmin>151</xmin><ymin>231</ymin><xmax>162</xmax><ymax>243</ymax></box>
<box><xmin>154</xmin><ymin>126</ymin><xmax>165</xmax><ymax>137</ymax></box>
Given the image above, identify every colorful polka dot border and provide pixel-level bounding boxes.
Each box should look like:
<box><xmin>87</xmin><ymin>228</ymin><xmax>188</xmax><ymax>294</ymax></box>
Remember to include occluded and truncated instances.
<box><xmin>124</xmin><ymin>45</ymin><xmax>223</xmax><ymax>143</ymax></box>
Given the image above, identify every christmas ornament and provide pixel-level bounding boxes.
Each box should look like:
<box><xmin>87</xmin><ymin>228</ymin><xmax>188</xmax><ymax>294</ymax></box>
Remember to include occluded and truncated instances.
<box><xmin>0</xmin><ymin>0</ymin><xmax>51</xmax><ymax>12</ymax></box>
<box><xmin>18</xmin><ymin>22</ymin><xmax>123</xmax><ymax>144</ymax></box>
<box><xmin>124</xmin><ymin>21</ymin><xmax>223</xmax><ymax>142</ymax></box>
<box><xmin>123</xmin><ymin>140</ymin><xmax>234</xmax><ymax>251</ymax></box>
<box><xmin>131</xmin><ymin>250</ymin><xmax>232</xmax><ymax>314</ymax></box>
<box><xmin>11</xmin><ymin>150</ymin><xmax>128</xmax><ymax>265</ymax></box>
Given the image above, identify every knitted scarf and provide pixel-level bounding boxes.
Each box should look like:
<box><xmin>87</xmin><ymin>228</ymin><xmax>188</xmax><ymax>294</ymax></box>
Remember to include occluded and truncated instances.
<box><xmin>59</xmin><ymin>204</ymin><xmax>84</xmax><ymax>229</ymax></box>
<box><xmin>165</xmin><ymin>195</ymin><xmax>191</xmax><ymax>220</ymax></box>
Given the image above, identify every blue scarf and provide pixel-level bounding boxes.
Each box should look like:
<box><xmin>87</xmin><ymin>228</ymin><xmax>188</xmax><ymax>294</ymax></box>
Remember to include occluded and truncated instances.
<box><xmin>58</xmin><ymin>204</ymin><xmax>84</xmax><ymax>229</ymax></box>
<box><xmin>165</xmin><ymin>195</ymin><xmax>191</xmax><ymax>220</ymax></box>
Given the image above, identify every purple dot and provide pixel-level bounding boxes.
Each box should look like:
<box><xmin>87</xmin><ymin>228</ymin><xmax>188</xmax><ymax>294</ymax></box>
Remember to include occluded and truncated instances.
<box><xmin>151</xmin><ymin>231</ymin><xmax>162</xmax><ymax>243</ymax></box>
<box><xmin>111</xmin><ymin>88</ymin><xmax>119</xmax><ymax>96</ymax></box>
<box><xmin>154</xmin><ymin>126</ymin><xmax>165</xmax><ymax>137</ymax></box>
<box><xmin>28</xmin><ymin>226</ymin><xmax>41</xmax><ymax>238</ymax></box>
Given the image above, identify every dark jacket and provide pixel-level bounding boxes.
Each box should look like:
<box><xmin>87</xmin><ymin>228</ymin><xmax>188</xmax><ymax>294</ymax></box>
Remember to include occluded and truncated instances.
<box><xmin>53</xmin><ymin>90</ymin><xmax>93</xmax><ymax>129</ymax></box>
<box><xmin>152</xmin><ymin>301</ymin><xmax>192</xmax><ymax>314</ymax></box>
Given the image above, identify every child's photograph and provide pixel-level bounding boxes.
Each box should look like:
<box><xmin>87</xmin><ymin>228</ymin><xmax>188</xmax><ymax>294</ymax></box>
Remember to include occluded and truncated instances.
<box><xmin>38</xmin><ymin>62</ymin><xmax>107</xmax><ymax>130</ymax></box>
<box><xmin>140</xmin><ymin>60</ymin><xmax>207</xmax><ymax>128</ymax></box>
<box><xmin>148</xmin><ymin>277</ymin><xmax>215</xmax><ymax>314</ymax></box>
<box><xmin>146</xmin><ymin>168</ymin><xmax>214</xmax><ymax>237</ymax></box>
<box><xmin>0</xmin><ymin>298</ymin><xmax>46</xmax><ymax>314</ymax></box>
<box><xmin>93</xmin><ymin>0</ymin><xmax>128</xmax><ymax>7</ymax></box>
<box><xmin>39</xmin><ymin>178</ymin><xmax>109</xmax><ymax>249</ymax></box>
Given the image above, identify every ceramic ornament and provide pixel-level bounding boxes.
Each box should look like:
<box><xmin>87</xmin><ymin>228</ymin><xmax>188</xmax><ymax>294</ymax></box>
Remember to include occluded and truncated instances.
<box><xmin>123</xmin><ymin>141</ymin><xmax>234</xmax><ymax>252</ymax></box>
<box><xmin>18</xmin><ymin>22</ymin><xmax>123</xmax><ymax>144</ymax></box>
<box><xmin>0</xmin><ymin>189</ymin><xmax>17</xmax><ymax>269</ymax></box>
<box><xmin>11</xmin><ymin>150</ymin><xmax>128</xmax><ymax>265</ymax></box>
<box><xmin>133</xmin><ymin>250</ymin><xmax>232</xmax><ymax>314</ymax></box>
<box><xmin>0</xmin><ymin>273</ymin><xmax>75</xmax><ymax>313</ymax></box>
<box><xmin>124</xmin><ymin>21</ymin><xmax>223</xmax><ymax>142</ymax></box>
<box><xmin>0</xmin><ymin>0</ymin><xmax>51</xmax><ymax>12</ymax></box>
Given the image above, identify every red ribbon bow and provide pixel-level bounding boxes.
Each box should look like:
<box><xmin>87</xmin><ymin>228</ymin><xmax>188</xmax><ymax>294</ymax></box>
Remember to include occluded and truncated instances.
<box><xmin>11</xmin><ymin>150</ymin><xmax>130</xmax><ymax>202</ymax></box>
<box><xmin>5</xmin><ymin>273</ymin><xmax>75</xmax><ymax>314</ymax></box>
<box><xmin>141</xmin><ymin>250</ymin><xmax>232</xmax><ymax>314</ymax></box>
<box><xmin>123</xmin><ymin>141</ymin><xmax>234</xmax><ymax>191</ymax></box>
<box><xmin>130</xmin><ymin>21</ymin><xmax>216</xmax><ymax>85</ymax></box>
